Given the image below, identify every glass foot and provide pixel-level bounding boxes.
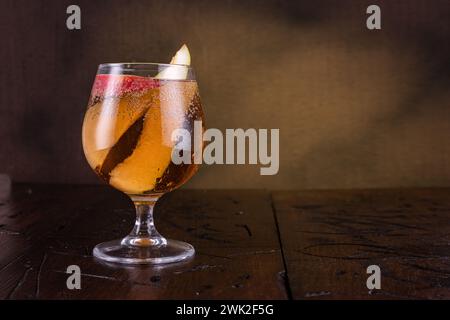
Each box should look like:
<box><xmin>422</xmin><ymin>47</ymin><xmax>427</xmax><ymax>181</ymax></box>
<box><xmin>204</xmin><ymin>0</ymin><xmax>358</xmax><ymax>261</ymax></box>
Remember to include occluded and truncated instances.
<box><xmin>93</xmin><ymin>238</ymin><xmax>195</xmax><ymax>265</ymax></box>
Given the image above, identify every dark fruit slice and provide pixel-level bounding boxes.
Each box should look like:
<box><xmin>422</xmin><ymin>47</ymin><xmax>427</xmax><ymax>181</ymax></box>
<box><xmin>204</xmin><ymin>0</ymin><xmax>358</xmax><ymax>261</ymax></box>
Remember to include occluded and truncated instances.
<box><xmin>97</xmin><ymin>114</ymin><xmax>146</xmax><ymax>182</ymax></box>
<box><xmin>82</xmin><ymin>88</ymin><xmax>157</xmax><ymax>170</ymax></box>
<box><xmin>153</xmin><ymin>93</ymin><xmax>204</xmax><ymax>192</ymax></box>
<box><xmin>153</xmin><ymin>162</ymin><xmax>198</xmax><ymax>193</ymax></box>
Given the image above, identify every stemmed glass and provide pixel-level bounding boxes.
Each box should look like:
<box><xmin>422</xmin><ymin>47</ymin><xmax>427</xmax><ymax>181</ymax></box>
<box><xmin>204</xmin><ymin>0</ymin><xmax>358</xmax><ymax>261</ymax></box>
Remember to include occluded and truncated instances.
<box><xmin>82</xmin><ymin>63</ymin><xmax>204</xmax><ymax>264</ymax></box>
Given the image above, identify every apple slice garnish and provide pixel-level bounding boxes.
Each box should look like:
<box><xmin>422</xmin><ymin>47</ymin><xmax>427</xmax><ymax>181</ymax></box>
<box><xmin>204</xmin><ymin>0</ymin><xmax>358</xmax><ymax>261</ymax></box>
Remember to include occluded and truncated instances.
<box><xmin>154</xmin><ymin>44</ymin><xmax>191</xmax><ymax>80</ymax></box>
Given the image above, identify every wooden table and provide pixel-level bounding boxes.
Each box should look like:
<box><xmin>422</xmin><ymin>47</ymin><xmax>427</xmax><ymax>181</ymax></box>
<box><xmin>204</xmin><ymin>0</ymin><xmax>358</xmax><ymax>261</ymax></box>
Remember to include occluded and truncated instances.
<box><xmin>1</xmin><ymin>184</ymin><xmax>450</xmax><ymax>299</ymax></box>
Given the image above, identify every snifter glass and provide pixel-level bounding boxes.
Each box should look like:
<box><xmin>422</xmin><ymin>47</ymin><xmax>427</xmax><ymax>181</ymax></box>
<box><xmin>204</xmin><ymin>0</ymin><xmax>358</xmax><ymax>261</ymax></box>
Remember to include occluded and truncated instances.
<box><xmin>82</xmin><ymin>63</ymin><xmax>204</xmax><ymax>264</ymax></box>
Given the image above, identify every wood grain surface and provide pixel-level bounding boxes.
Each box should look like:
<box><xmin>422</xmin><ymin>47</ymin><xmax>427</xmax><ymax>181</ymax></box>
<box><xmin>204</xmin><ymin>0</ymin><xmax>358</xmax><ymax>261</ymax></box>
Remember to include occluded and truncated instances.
<box><xmin>2</xmin><ymin>184</ymin><xmax>450</xmax><ymax>299</ymax></box>
<box><xmin>0</xmin><ymin>184</ymin><xmax>287</xmax><ymax>299</ymax></box>
<box><xmin>273</xmin><ymin>189</ymin><xmax>450</xmax><ymax>299</ymax></box>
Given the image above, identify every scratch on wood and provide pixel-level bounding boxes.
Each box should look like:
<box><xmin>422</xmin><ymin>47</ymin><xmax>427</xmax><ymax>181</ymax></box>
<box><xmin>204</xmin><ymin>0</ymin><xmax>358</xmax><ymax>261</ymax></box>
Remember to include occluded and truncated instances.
<box><xmin>80</xmin><ymin>273</ymin><xmax>117</xmax><ymax>281</ymax></box>
<box><xmin>304</xmin><ymin>291</ymin><xmax>331</xmax><ymax>297</ymax></box>
<box><xmin>228</xmin><ymin>249</ymin><xmax>279</xmax><ymax>257</ymax></box>
<box><xmin>0</xmin><ymin>252</ymin><xmax>29</xmax><ymax>273</ymax></box>
<box><xmin>297</xmin><ymin>249</ymin><xmax>414</xmax><ymax>261</ymax></box>
<box><xmin>196</xmin><ymin>252</ymin><xmax>232</xmax><ymax>260</ymax></box>
<box><xmin>6</xmin><ymin>267</ymin><xmax>32</xmax><ymax>299</ymax></box>
<box><xmin>368</xmin><ymin>289</ymin><xmax>418</xmax><ymax>299</ymax></box>
<box><xmin>297</xmin><ymin>242</ymin><xmax>438</xmax><ymax>261</ymax></box>
<box><xmin>53</xmin><ymin>270</ymin><xmax>119</xmax><ymax>281</ymax></box>
<box><xmin>49</xmin><ymin>250</ymin><xmax>92</xmax><ymax>258</ymax></box>
<box><xmin>173</xmin><ymin>264</ymin><xmax>224</xmax><ymax>274</ymax></box>
<box><xmin>401</xmin><ymin>262</ymin><xmax>450</xmax><ymax>276</ymax></box>
<box><xmin>0</xmin><ymin>229</ymin><xmax>21</xmax><ymax>235</ymax></box>
<box><xmin>35</xmin><ymin>253</ymin><xmax>48</xmax><ymax>298</ymax></box>
<box><xmin>236</xmin><ymin>224</ymin><xmax>252</xmax><ymax>237</ymax></box>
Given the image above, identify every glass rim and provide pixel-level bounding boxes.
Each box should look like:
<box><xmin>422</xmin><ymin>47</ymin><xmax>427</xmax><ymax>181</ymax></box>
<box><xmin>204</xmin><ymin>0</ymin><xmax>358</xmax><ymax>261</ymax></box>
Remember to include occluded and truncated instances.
<box><xmin>98</xmin><ymin>62</ymin><xmax>193</xmax><ymax>70</ymax></box>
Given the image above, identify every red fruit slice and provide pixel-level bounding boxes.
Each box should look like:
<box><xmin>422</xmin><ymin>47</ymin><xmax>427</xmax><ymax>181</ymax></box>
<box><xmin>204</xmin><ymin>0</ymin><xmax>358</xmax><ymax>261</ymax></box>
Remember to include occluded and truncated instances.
<box><xmin>90</xmin><ymin>74</ymin><xmax>160</xmax><ymax>100</ymax></box>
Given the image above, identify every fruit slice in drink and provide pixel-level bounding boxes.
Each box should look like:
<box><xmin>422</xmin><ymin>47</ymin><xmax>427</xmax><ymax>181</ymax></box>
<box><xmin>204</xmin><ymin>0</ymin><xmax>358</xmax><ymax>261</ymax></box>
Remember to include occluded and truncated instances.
<box><xmin>108</xmin><ymin>80</ymin><xmax>198</xmax><ymax>194</ymax></box>
<box><xmin>82</xmin><ymin>44</ymin><xmax>199</xmax><ymax>194</ymax></box>
<box><xmin>82</xmin><ymin>77</ymin><xmax>159</xmax><ymax>170</ymax></box>
<box><xmin>155</xmin><ymin>44</ymin><xmax>191</xmax><ymax>80</ymax></box>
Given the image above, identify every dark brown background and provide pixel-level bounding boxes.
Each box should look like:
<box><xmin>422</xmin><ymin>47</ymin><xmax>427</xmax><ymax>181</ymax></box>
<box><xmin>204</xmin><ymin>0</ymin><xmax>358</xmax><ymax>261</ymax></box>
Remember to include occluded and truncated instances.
<box><xmin>1</xmin><ymin>0</ymin><xmax>449</xmax><ymax>189</ymax></box>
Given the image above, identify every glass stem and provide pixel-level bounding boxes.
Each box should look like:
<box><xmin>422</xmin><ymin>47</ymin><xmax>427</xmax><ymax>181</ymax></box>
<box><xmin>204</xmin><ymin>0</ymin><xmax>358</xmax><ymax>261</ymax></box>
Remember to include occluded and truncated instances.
<box><xmin>122</xmin><ymin>195</ymin><xmax>167</xmax><ymax>247</ymax></box>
